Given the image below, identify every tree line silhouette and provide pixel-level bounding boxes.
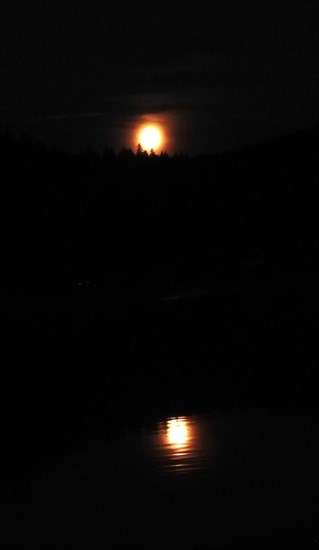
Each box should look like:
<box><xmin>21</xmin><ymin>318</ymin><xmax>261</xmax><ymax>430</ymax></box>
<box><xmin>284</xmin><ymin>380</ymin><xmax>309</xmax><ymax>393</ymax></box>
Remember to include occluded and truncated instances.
<box><xmin>1</xmin><ymin>126</ymin><xmax>317</xmax><ymax>293</ymax></box>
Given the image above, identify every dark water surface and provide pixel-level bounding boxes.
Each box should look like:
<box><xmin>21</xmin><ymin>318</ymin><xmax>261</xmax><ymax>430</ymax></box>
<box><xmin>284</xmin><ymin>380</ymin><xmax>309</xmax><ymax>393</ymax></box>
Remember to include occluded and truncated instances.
<box><xmin>3</xmin><ymin>271</ymin><xmax>318</xmax><ymax>548</ymax></box>
<box><xmin>4</xmin><ymin>407</ymin><xmax>318</xmax><ymax>549</ymax></box>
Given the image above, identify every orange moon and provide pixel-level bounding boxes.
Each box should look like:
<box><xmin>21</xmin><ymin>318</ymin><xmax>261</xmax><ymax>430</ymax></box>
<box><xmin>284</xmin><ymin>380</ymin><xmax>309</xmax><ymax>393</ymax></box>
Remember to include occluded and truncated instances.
<box><xmin>137</xmin><ymin>124</ymin><xmax>163</xmax><ymax>151</ymax></box>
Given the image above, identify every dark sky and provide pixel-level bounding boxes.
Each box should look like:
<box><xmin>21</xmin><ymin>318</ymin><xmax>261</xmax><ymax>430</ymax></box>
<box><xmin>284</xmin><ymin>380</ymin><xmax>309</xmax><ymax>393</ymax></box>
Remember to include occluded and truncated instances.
<box><xmin>1</xmin><ymin>0</ymin><xmax>318</xmax><ymax>155</ymax></box>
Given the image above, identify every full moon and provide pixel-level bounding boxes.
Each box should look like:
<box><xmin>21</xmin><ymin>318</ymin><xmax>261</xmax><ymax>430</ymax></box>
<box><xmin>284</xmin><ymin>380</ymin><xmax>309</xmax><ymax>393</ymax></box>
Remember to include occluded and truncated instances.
<box><xmin>138</xmin><ymin>125</ymin><xmax>163</xmax><ymax>151</ymax></box>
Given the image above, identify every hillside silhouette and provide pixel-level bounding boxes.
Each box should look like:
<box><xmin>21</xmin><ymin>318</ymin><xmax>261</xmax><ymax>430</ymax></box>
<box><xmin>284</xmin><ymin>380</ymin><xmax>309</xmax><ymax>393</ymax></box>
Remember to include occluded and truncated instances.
<box><xmin>1</xmin><ymin>126</ymin><xmax>317</xmax><ymax>294</ymax></box>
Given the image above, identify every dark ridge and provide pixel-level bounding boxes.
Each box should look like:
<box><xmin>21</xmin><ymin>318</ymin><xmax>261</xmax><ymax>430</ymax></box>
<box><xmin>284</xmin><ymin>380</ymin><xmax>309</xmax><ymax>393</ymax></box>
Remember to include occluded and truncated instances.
<box><xmin>1</xmin><ymin>125</ymin><xmax>317</xmax><ymax>293</ymax></box>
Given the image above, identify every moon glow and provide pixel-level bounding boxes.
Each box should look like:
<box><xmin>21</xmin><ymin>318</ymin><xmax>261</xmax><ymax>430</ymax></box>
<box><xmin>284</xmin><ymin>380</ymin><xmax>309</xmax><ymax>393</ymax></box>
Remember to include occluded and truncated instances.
<box><xmin>138</xmin><ymin>124</ymin><xmax>163</xmax><ymax>151</ymax></box>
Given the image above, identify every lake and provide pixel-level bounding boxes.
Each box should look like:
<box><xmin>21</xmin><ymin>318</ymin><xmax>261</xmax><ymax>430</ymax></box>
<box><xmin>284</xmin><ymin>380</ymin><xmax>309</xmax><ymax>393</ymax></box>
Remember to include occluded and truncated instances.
<box><xmin>4</xmin><ymin>406</ymin><xmax>317</xmax><ymax>549</ymax></box>
<box><xmin>2</xmin><ymin>270</ymin><xmax>318</xmax><ymax>548</ymax></box>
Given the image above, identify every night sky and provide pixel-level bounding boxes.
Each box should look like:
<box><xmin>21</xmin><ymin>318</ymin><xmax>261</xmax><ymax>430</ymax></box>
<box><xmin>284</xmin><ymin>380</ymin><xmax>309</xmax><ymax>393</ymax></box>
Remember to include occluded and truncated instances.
<box><xmin>1</xmin><ymin>0</ymin><xmax>318</xmax><ymax>155</ymax></box>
